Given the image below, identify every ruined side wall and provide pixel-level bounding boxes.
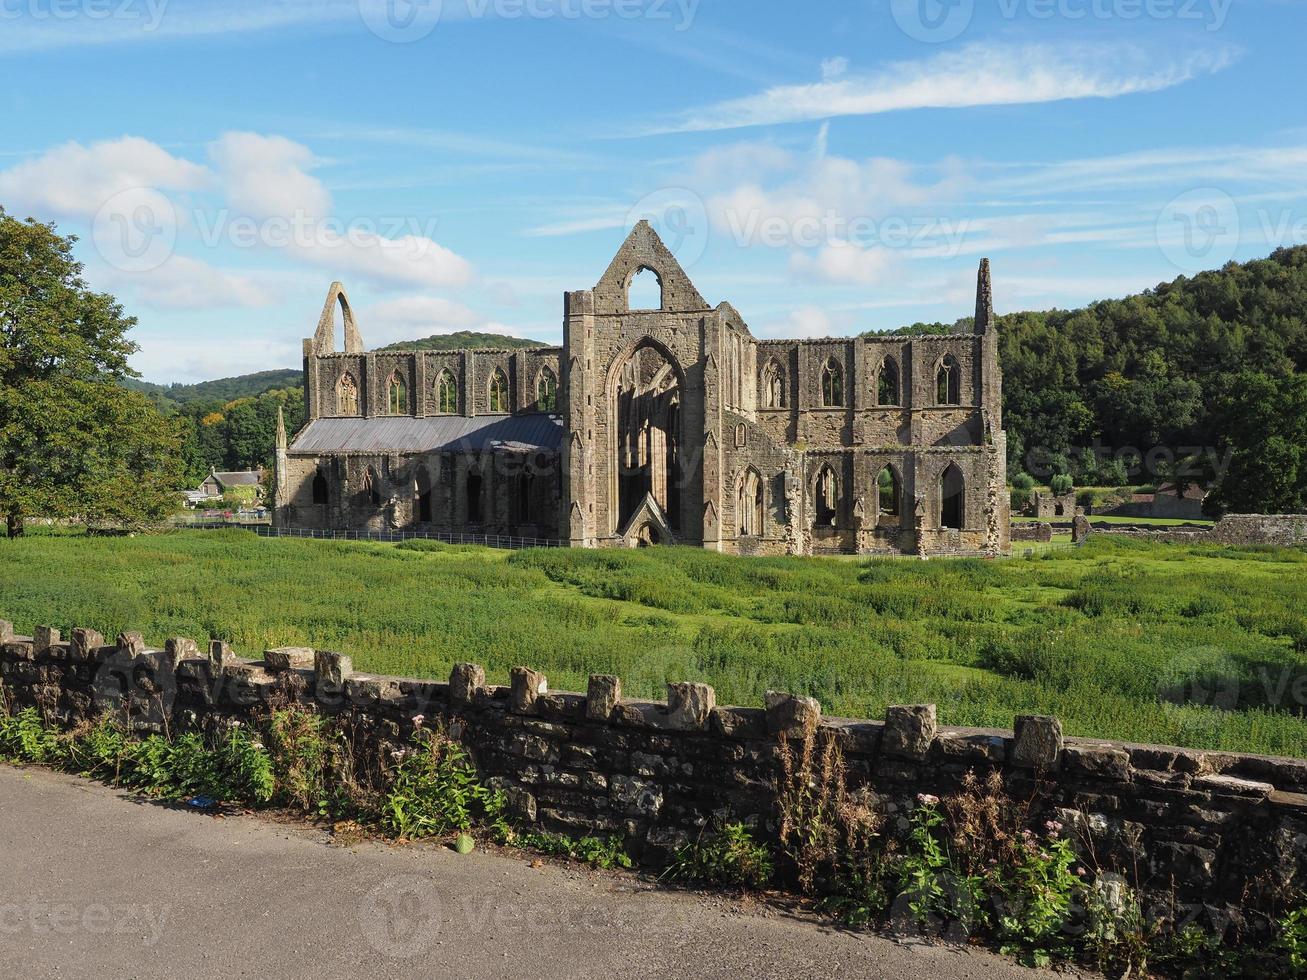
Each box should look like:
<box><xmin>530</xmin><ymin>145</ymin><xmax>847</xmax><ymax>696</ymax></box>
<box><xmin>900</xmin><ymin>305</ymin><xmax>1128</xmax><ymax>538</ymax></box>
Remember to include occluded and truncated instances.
<box><xmin>5</xmin><ymin>621</ymin><xmax>1307</xmax><ymax>917</ymax></box>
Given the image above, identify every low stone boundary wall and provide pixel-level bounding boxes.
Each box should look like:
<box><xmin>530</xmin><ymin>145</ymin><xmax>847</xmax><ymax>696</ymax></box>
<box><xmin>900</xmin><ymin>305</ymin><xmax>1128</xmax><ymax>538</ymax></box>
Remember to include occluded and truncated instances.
<box><xmin>1010</xmin><ymin>521</ymin><xmax>1053</xmax><ymax>543</ymax></box>
<box><xmin>1099</xmin><ymin>513</ymin><xmax>1307</xmax><ymax>547</ymax></box>
<box><xmin>4</xmin><ymin>619</ymin><xmax>1307</xmax><ymax>922</ymax></box>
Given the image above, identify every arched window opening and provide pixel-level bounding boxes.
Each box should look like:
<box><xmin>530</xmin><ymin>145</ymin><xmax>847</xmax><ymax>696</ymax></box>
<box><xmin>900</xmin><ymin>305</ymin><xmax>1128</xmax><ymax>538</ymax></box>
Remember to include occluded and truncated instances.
<box><xmin>336</xmin><ymin>372</ymin><xmax>359</xmax><ymax>416</ymax></box>
<box><xmin>415</xmin><ymin>469</ymin><xmax>433</xmax><ymax>523</ymax></box>
<box><xmin>877</xmin><ymin>466</ymin><xmax>900</xmax><ymax>523</ymax></box>
<box><xmin>941</xmin><ymin>464</ymin><xmax>965</xmax><ymax>530</ymax></box>
<box><xmin>876</xmin><ymin>357</ymin><xmax>900</xmax><ymax>406</ymax></box>
<box><xmin>514</xmin><ymin>473</ymin><xmax>534</xmax><ymax>525</ymax></box>
<box><xmin>734</xmin><ymin>422</ymin><xmax>747</xmax><ymax>448</ymax></box>
<box><xmin>311</xmin><ymin>469</ymin><xmax>329</xmax><ymax>506</ymax></box>
<box><xmin>358</xmin><ymin>467</ymin><xmax>381</xmax><ymax>509</ymax></box>
<box><xmin>536</xmin><ymin>367</ymin><xmax>558</xmax><ymax>412</ymax></box>
<box><xmin>815</xmin><ymin>466</ymin><xmax>838</xmax><ymax>528</ymax></box>
<box><xmin>387</xmin><ymin>371</ymin><xmax>408</xmax><ymax>415</ymax></box>
<box><xmin>627</xmin><ymin>266</ymin><xmax>662</xmax><ymax>310</ymax></box>
<box><xmin>488</xmin><ymin>368</ymin><xmax>508</xmax><ymax>413</ymax></box>
<box><xmin>466</xmin><ymin>472</ymin><xmax>483</xmax><ymax>523</ymax></box>
<box><xmin>1055</xmin><ymin>502</ymin><xmax>1066</xmax><ymax>517</ymax></box>
<box><xmin>737</xmin><ymin>469</ymin><xmax>764</xmax><ymax>537</ymax></box>
<box><xmin>435</xmin><ymin>369</ymin><xmax>457</xmax><ymax>414</ymax></box>
<box><xmin>936</xmin><ymin>355</ymin><xmax>961</xmax><ymax>405</ymax></box>
<box><xmin>762</xmin><ymin>360</ymin><xmax>786</xmax><ymax>409</ymax></box>
<box><xmin>615</xmin><ymin>341</ymin><xmax>682</xmax><ymax>533</ymax></box>
<box><xmin>821</xmin><ymin>359</ymin><xmax>844</xmax><ymax>407</ymax></box>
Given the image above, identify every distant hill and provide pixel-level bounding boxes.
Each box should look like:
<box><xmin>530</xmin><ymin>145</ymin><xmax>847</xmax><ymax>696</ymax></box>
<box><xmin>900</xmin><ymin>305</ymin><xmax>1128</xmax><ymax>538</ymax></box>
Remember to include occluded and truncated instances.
<box><xmin>126</xmin><ymin>369</ymin><xmax>303</xmax><ymax>409</ymax></box>
<box><xmin>376</xmin><ymin>331</ymin><xmax>547</xmax><ymax>352</ymax></box>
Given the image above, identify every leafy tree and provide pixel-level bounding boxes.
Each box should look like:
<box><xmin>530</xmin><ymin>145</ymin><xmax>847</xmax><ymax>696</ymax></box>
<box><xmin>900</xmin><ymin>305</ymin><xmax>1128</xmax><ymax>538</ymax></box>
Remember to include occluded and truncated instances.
<box><xmin>0</xmin><ymin>210</ymin><xmax>183</xmax><ymax>536</ymax></box>
<box><xmin>1205</xmin><ymin>372</ymin><xmax>1307</xmax><ymax>515</ymax></box>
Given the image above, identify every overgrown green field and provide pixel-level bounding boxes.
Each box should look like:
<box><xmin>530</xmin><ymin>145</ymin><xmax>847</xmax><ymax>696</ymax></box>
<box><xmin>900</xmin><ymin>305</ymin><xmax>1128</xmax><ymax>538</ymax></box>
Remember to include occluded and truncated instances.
<box><xmin>2</xmin><ymin>531</ymin><xmax>1306</xmax><ymax>756</ymax></box>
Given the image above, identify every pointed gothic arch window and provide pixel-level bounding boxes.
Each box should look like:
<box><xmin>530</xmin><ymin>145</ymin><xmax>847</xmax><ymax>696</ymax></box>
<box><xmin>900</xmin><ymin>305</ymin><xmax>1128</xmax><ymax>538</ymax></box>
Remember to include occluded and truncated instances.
<box><xmin>488</xmin><ymin>367</ymin><xmax>509</xmax><ymax>413</ymax></box>
<box><xmin>737</xmin><ymin>468</ymin><xmax>764</xmax><ymax>537</ymax></box>
<box><xmin>336</xmin><ymin>372</ymin><xmax>359</xmax><ymax>416</ymax></box>
<box><xmin>434</xmin><ymin>368</ymin><xmax>457</xmax><ymax>414</ymax></box>
<box><xmin>627</xmin><ymin>266</ymin><xmax>662</xmax><ymax>310</ymax></box>
<box><xmin>941</xmin><ymin>463</ymin><xmax>965</xmax><ymax>529</ymax></box>
<box><xmin>312</xmin><ymin>468</ymin><xmax>329</xmax><ymax>505</ymax></box>
<box><xmin>821</xmin><ymin>359</ymin><xmax>844</xmax><ymax>407</ymax></box>
<box><xmin>815</xmin><ymin>465</ymin><xmax>839</xmax><ymax>527</ymax></box>
<box><xmin>876</xmin><ymin>357</ymin><xmax>901</xmax><ymax>406</ymax></box>
<box><xmin>358</xmin><ymin>466</ymin><xmax>381</xmax><ymax>508</ymax></box>
<box><xmin>762</xmin><ymin>359</ymin><xmax>786</xmax><ymax>408</ymax></box>
<box><xmin>387</xmin><ymin>370</ymin><xmax>408</xmax><ymax>415</ymax></box>
<box><xmin>936</xmin><ymin>355</ymin><xmax>961</xmax><ymax>405</ymax></box>
<box><xmin>877</xmin><ymin>465</ymin><xmax>901</xmax><ymax>522</ymax></box>
<box><xmin>536</xmin><ymin>366</ymin><xmax>558</xmax><ymax>412</ymax></box>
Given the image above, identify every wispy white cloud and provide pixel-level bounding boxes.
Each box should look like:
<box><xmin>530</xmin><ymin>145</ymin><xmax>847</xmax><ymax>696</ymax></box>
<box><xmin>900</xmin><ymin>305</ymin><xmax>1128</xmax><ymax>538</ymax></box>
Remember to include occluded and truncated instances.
<box><xmin>645</xmin><ymin>42</ymin><xmax>1239</xmax><ymax>134</ymax></box>
<box><xmin>0</xmin><ymin>136</ymin><xmax>209</xmax><ymax>220</ymax></box>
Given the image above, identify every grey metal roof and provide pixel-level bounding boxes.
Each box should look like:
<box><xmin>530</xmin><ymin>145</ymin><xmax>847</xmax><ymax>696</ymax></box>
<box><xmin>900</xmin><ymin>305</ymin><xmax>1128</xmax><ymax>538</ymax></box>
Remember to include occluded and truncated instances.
<box><xmin>211</xmin><ymin>471</ymin><xmax>262</xmax><ymax>486</ymax></box>
<box><xmin>289</xmin><ymin>414</ymin><xmax>563</xmax><ymax>455</ymax></box>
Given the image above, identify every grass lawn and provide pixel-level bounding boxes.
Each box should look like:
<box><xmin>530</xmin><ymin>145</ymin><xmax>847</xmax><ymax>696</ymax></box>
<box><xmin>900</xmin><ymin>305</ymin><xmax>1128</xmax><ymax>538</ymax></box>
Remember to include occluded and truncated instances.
<box><xmin>2</xmin><ymin>530</ymin><xmax>1306</xmax><ymax>757</ymax></box>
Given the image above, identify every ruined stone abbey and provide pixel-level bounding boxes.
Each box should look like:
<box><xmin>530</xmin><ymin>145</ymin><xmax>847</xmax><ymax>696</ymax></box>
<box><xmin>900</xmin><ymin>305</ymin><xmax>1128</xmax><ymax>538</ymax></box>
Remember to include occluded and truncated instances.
<box><xmin>274</xmin><ymin>222</ymin><xmax>1010</xmax><ymax>556</ymax></box>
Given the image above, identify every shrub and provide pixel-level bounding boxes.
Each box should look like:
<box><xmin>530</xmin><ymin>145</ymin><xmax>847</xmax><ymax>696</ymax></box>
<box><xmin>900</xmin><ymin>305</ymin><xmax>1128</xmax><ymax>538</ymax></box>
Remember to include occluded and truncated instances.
<box><xmin>0</xmin><ymin>706</ymin><xmax>58</xmax><ymax>763</ymax></box>
<box><xmin>381</xmin><ymin>730</ymin><xmax>506</xmax><ymax>840</ymax></box>
<box><xmin>666</xmin><ymin>822</ymin><xmax>773</xmax><ymax>888</ymax></box>
<box><xmin>513</xmin><ymin>830</ymin><xmax>632</xmax><ymax>870</ymax></box>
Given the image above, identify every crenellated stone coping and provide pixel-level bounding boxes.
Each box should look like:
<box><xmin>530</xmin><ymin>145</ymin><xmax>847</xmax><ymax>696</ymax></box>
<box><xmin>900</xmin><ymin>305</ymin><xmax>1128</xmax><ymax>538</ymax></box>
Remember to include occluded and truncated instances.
<box><xmin>5</xmin><ymin>618</ymin><xmax>1307</xmax><ymax>798</ymax></box>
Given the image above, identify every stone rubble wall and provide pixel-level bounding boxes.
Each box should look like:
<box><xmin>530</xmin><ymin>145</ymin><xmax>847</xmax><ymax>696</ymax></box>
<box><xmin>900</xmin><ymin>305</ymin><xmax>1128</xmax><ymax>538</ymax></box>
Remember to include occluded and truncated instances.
<box><xmin>1100</xmin><ymin>513</ymin><xmax>1307</xmax><ymax>547</ymax></box>
<box><xmin>4</xmin><ymin>619</ymin><xmax>1307</xmax><ymax>920</ymax></box>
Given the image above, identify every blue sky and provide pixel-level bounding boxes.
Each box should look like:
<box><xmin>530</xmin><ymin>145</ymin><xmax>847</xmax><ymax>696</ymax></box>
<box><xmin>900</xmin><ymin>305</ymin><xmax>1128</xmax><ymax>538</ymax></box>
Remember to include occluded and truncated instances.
<box><xmin>1</xmin><ymin>0</ymin><xmax>1304</xmax><ymax>381</ymax></box>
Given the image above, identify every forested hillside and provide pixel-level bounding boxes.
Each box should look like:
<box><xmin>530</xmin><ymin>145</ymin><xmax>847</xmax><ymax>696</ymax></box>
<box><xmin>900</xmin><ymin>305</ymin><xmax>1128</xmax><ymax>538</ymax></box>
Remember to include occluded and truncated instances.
<box><xmin>126</xmin><ymin>370</ymin><xmax>302</xmax><ymax>410</ymax></box>
<box><xmin>376</xmin><ymin>331</ymin><xmax>545</xmax><ymax>352</ymax></box>
<box><xmin>870</xmin><ymin>245</ymin><xmax>1307</xmax><ymax>513</ymax></box>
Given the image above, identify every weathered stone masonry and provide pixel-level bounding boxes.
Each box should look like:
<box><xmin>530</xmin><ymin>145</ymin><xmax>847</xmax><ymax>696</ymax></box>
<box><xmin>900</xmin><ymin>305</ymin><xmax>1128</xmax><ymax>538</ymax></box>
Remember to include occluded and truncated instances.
<box><xmin>5</xmin><ymin>620</ymin><xmax>1307</xmax><ymax>921</ymax></box>
<box><xmin>277</xmin><ymin>222</ymin><xmax>1009</xmax><ymax>557</ymax></box>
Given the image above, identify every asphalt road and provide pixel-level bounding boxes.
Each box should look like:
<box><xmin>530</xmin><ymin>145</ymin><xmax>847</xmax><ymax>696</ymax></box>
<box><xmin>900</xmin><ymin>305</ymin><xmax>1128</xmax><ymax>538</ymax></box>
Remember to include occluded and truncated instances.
<box><xmin>0</xmin><ymin>764</ymin><xmax>1071</xmax><ymax>980</ymax></box>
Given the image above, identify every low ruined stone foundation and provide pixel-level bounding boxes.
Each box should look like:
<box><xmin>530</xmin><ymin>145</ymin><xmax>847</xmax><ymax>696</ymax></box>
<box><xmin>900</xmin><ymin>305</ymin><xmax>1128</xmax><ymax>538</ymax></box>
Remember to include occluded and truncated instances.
<box><xmin>6</xmin><ymin>619</ymin><xmax>1307</xmax><ymax>925</ymax></box>
<box><xmin>275</xmin><ymin>223</ymin><xmax>1009</xmax><ymax>556</ymax></box>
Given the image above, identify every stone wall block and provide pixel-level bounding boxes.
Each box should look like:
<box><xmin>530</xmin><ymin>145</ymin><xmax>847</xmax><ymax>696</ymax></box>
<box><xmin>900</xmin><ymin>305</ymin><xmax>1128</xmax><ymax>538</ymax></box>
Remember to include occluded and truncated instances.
<box><xmin>449</xmin><ymin>663</ymin><xmax>485</xmax><ymax>706</ymax></box>
<box><xmin>33</xmin><ymin>626</ymin><xmax>60</xmax><ymax>653</ymax></box>
<box><xmin>70</xmin><ymin>628</ymin><xmax>105</xmax><ymax>663</ymax></box>
<box><xmin>208</xmin><ymin>640</ymin><xmax>236</xmax><ymax>668</ymax></box>
<box><xmin>265</xmin><ymin>646</ymin><xmax>315</xmax><ymax>672</ymax></box>
<box><xmin>0</xmin><ymin>620</ymin><xmax>12</xmax><ymax>643</ymax></box>
<box><xmin>510</xmin><ymin>666</ymin><xmax>548</xmax><ymax>715</ymax></box>
<box><xmin>764</xmin><ymin>690</ymin><xmax>821</xmax><ymax>738</ymax></box>
<box><xmin>666</xmin><ymin>681</ymin><xmax>715</xmax><ymax>731</ymax></box>
<box><xmin>1065</xmin><ymin>744</ymin><xmax>1131</xmax><ymax>781</ymax></box>
<box><xmin>315</xmin><ymin>650</ymin><xmax>354</xmax><ymax>688</ymax></box>
<box><xmin>164</xmin><ymin>637</ymin><xmax>201</xmax><ymax>665</ymax></box>
<box><xmin>1012</xmin><ymin>715</ymin><xmax>1063</xmax><ymax>769</ymax></box>
<box><xmin>116</xmin><ymin>631</ymin><xmax>145</xmax><ymax>657</ymax></box>
<box><xmin>586</xmin><ymin>674</ymin><xmax>621</xmax><ymax>722</ymax></box>
<box><xmin>882</xmin><ymin>704</ymin><xmax>937</xmax><ymax>761</ymax></box>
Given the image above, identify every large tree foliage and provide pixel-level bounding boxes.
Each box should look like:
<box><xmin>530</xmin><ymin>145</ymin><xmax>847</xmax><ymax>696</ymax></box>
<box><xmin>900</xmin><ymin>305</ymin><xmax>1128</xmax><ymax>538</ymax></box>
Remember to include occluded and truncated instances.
<box><xmin>0</xmin><ymin>210</ymin><xmax>183</xmax><ymax>535</ymax></box>
<box><xmin>996</xmin><ymin>247</ymin><xmax>1306</xmax><ymax>499</ymax></box>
